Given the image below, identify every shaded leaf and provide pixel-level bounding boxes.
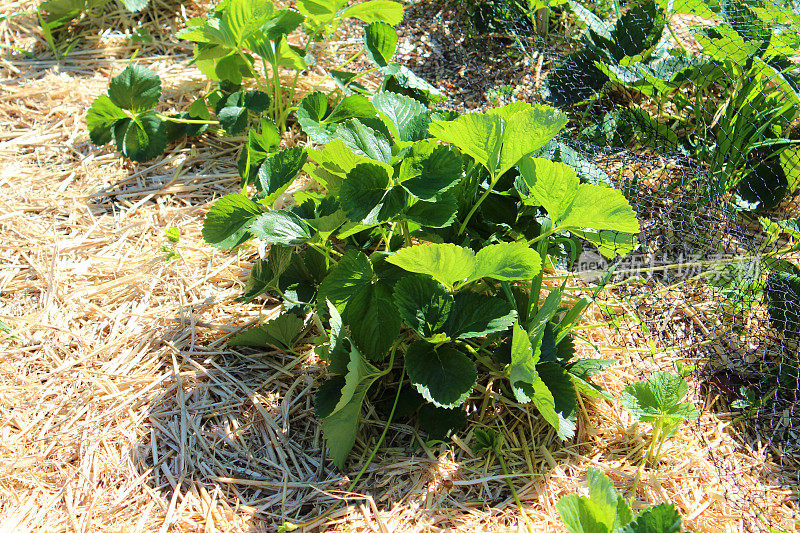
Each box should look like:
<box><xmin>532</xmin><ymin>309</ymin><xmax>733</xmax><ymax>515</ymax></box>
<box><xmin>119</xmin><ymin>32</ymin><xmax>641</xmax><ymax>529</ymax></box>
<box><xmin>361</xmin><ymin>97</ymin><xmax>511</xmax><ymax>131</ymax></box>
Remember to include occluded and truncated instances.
<box><xmin>228</xmin><ymin>313</ymin><xmax>304</xmax><ymax>349</ymax></box>
<box><xmin>393</xmin><ymin>275</ymin><xmax>453</xmax><ymax>338</ymax></box>
<box><xmin>255</xmin><ymin>147</ymin><xmax>307</xmax><ymax>206</ymax></box>
<box><xmin>405</xmin><ymin>341</ymin><xmax>477</xmax><ymax>408</ymax></box>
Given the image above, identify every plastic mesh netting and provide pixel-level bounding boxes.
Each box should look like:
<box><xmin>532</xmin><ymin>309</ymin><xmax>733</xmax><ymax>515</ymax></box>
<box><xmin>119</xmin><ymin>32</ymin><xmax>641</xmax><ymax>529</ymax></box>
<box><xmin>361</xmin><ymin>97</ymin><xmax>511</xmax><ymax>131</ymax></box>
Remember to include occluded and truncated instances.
<box><xmin>399</xmin><ymin>0</ymin><xmax>799</xmax><ymax>529</ymax></box>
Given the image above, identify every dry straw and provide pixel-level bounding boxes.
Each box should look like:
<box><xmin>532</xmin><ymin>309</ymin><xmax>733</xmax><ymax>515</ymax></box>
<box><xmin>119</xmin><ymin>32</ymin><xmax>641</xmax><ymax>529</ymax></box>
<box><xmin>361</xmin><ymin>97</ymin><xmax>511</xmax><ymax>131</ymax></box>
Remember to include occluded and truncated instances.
<box><xmin>0</xmin><ymin>1</ymin><xmax>796</xmax><ymax>531</ymax></box>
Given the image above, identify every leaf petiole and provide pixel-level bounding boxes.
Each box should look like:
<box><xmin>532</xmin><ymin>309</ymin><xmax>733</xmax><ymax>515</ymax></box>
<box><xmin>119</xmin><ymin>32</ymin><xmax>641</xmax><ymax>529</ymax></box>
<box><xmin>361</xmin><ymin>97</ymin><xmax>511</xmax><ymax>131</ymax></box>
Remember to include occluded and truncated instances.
<box><xmin>156</xmin><ymin>113</ymin><xmax>219</xmax><ymax>125</ymax></box>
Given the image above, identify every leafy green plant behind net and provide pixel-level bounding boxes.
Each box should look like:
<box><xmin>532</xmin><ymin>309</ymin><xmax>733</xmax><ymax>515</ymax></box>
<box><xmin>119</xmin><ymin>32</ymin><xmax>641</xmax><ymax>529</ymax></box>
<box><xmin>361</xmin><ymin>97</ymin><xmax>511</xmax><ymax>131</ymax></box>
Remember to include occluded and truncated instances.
<box><xmin>433</xmin><ymin>0</ymin><xmax>800</xmax><ymax>529</ymax></box>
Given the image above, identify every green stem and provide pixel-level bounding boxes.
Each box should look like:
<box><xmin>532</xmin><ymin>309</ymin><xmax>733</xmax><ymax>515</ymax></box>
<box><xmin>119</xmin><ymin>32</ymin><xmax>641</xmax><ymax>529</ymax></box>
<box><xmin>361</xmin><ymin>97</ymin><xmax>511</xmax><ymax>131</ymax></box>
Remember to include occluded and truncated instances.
<box><xmin>280</xmin><ymin>362</ymin><xmax>406</xmax><ymax>532</ymax></box>
<box><xmin>401</xmin><ymin>220</ymin><xmax>412</xmax><ymax>247</ymax></box>
<box><xmin>385</xmin><ymin>223</ymin><xmax>397</xmax><ymax>253</ymax></box>
<box><xmin>339</xmin><ymin>48</ymin><xmax>364</xmax><ymax>69</ymax></box>
<box><xmin>629</xmin><ymin>418</ymin><xmax>662</xmax><ymax>504</ymax></box>
<box><xmin>526</xmin><ymin>224</ymin><xmax>563</xmax><ymax>246</ymax></box>
<box><xmin>267</xmin><ymin>57</ymin><xmax>285</xmax><ymax>132</ymax></box>
<box><xmin>156</xmin><ymin>114</ymin><xmax>219</xmax><ymax>125</ymax></box>
<box><xmin>460</xmin><ymin>341</ymin><xmax>501</xmax><ymax>373</ymax></box>
<box><xmin>612</xmin><ymin>0</ymin><xmax>622</xmax><ymax>19</ymax></box>
<box><xmin>457</xmin><ymin>168</ymin><xmax>495</xmax><ymax>236</ymax></box>
<box><xmin>500</xmin><ymin>281</ymin><xmax>517</xmax><ymax>311</ymax></box>
<box><xmin>666</xmin><ymin>22</ymin><xmax>689</xmax><ymax>55</ymax></box>
<box><xmin>526</xmin><ymin>221</ymin><xmax>552</xmax><ymax>329</ymax></box>
<box><xmin>497</xmin><ymin>453</ymin><xmax>534</xmax><ymax>533</ymax></box>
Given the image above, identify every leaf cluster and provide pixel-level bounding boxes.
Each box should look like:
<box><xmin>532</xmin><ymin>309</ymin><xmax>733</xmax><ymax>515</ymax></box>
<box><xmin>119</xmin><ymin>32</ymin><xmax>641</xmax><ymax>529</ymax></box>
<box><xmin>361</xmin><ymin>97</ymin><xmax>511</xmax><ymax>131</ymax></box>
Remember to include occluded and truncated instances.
<box><xmin>557</xmin><ymin>468</ymin><xmax>684</xmax><ymax>533</ymax></box>
<box><xmin>542</xmin><ymin>0</ymin><xmax>800</xmax><ymax>211</ymax></box>
<box><xmin>205</xmin><ymin>82</ymin><xmax>642</xmax><ymax>467</ymax></box>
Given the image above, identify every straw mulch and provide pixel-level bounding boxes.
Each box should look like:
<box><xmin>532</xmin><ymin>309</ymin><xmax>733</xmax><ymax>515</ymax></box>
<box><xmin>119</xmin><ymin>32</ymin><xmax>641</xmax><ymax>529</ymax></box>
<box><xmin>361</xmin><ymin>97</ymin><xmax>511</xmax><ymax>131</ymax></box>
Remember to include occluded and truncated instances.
<box><xmin>0</xmin><ymin>1</ymin><xmax>797</xmax><ymax>532</ymax></box>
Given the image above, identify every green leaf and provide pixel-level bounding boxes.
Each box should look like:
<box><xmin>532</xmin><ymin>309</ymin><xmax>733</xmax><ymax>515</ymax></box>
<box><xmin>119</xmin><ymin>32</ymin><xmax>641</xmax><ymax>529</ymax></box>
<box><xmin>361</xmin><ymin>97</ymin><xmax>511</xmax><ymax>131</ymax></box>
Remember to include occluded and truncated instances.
<box><xmin>259</xmin><ymin>8</ymin><xmax>305</xmax><ymax>40</ymax></box>
<box><xmin>571</xmin><ymin>230</ymin><xmax>639</xmax><ymax>258</ymax></box>
<box><xmin>509</xmin><ymin>321</ymin><xmax>539</xmax><ymax>403</ymax></box>
<box><xmin>297</xmin><ymin>93</ymin><xmax>378</xmax><ymax>143</ymax></box>
<box><xmin>766</xmin><ymin>270</ymin><xmax>800</xmax><ymax>335</ymax></box>
<box><xmin>202</xmin><ymin>193</ymin><xmax>262</xmax><ymax>249</ymax></box>
<box><xmin>468</xmin><ymin>242</ymin><xmax>542</xmax><ymax>283</ymax></box>
<box><xmin>306</xmin><ymin>139</ymin><xmax>392</xmax><ymax>194</ymax></box>
<box><xmin>656</xmin><ymin>0</ymin><xmax>715</xmax><ymax>18</ymax></box>
<box><xmin>372</xmin><ymin>91</ymin><xmax>431</xmax><ymax>142</ymax></box>
<box><xmin>430</xmin><ymin>102</ymin><xmax>566</xmax><ymax>178</ymax></box>
<box><xmin>517</xmin><ymin>157</ymin><xmax>579</xmax><ymax>222</ymax></box>
<box><xmin>445</xmin><ymin>292</ymin><xmax>516</xmax><ymax>339</ymax></box>
<box><xmin>324</xmin><ymin>300</ymin><xmax>350</xmax><ymax>374</ymax></box>
<box><xmin>557</xmin><ymin>467</ymin><xmax>633</xmax><ymax>533</ymax></box>
<box><xmin>86</xmin><ymin>95</ymin><xmax>127</xmax><ymax>145</ymax></box>
<box><xmin>248</xmin><ymin>210</ymin><xmax>315</xmax><ymax>246</ymax></box>
<box><xmin>315</xmin><ymin>376</ymin><xmax>346</xmax><ymax>419</ymax></box>
<box><xmin>235</xmin><ymin>246</ymin><xmax>292</xmax><ymax>302</ymax></box>
<box><xmin>329</xmin><ymin>69</ymin><xmax>370</xmax><ymax>95</ymax></box>
<box><xmin>404</xmin><ymin>195</ymin><xmax>458</xmax><ymax>228</ymax></box>
<box><xmin>228</xmin><ymin>314</ymin><xmax>304</xmax><ymax>349</ymax></box>
<box><xmin>429</xmin><ymin>112</ymin><xmax>503</xmax><ymax>176</ymax></box>
<box><xmin>398</xmin><ymin>140</ymin><xmax>463</xmax><ymax>200</ymax></box>
<box><xmin>393</xmin><ymin>275</ymin><xmax>453</xmax><ymax>338</ymax></box>
<box><xmin>386</xmin><ymin>243</ymin><xmax>475</xmax><ymax>289</ymax></box>
<box><xmin>536</xmin><ymin>362</ymin><xmax>577</xmax><ymax>439</ymax></box>
<box><xmin>112</xmin><ymin>112</ymin><xmax>167</xmax><ymax>162</ymax></box>
<box><xmin>494</xmin><ymin>104</ymin><xmax>570</xmax><ymax>178</ymax></box>
<box><xmin>363</xmin><ymin>21</ymin><xmax>397</xmax><ymax>67</ymax></box>
<box><xmin>517</xmin><ymin>156</ymin><xmax>639</xmax><ymax>234</ymax></box>
<box><xmin>405</xmin><ymin>341</ymin><xmax>477</xmax><ymax>408</ymax></box>
<box><xmin>297</xmin><ymin>0</ymin><xmax>344</xmax><ymax>19</ymax></box>
<box><xmin>316</xmin><ymin>343</ymin><xmax>382</xmax><ymax>468</ymax></box>
<box><xmin>41</xmin><ymin>0</ymin><xmax>108</xmax><ymax>27</ymax></box>
<box><xmin>588</xmin><ymin>467</ymin><xmax>633</xmax><ymax>531</ymax></box>
<box><xmin>297</xmin><ymin>91</ymin><xmax>336</xmax><ymax>142</ymax></box>
<box><xmin>556</xmin><ymin>494</ymin><xmax>607</xmax><ymax>533</ymax></box>
<box><xmin>243</xmin><ymin>90</ymin><xmax>270</xmax><ymax>113</ymax></box>
<box><xmin>317</xmin><ymin>250</ymin><xmax>375</xmax><ymax>312</ymax></box>
<box><xmin>343</xmin><ymin>281</ymin><xmax>400</xmax><ymax>360</ymax></box>
<box><xmin>561</xmin><ymin>184</ymin><xmax>640</xmax><ymax>233</ymax></box>
<box><xmin>619</xmin><ymin>504</ymin><xmax>681</xmax><ymax>533</ymax></box>
<box><xmin>567</xmin><ymin>0</ymin><xmax>612</xmax><ymax>41</ymax></box>
<box><xmin>339</xmin><ymin>163</ymin><xmax>395</xmax><ymax>224</ymax></box>
<box><xmin>341</xmin><ymin>0</ymin><xmax>404</xmax><ymax>25</ymax></box>
<box><xmin>335</xmin><ymin>119</ymin><xmax>392</xmax><ymax>164</ymax></box>
<box><xmin>326</xmin><ymin>94</ymin><xmax>377</xmax><ymax>123</ymax></box>
<box><xmin>610</xmin><ymin>1</ymin><xmax>665</xmax><ymax>59</ymax></box>
<box><xmin>226</xmin><ymin>0</ymin><xmax>278</xmax><ymax>46</ymax></box>
<box><xmin>218</xmin><ymin>105</ymin><xmax>248</xmax><ymax>134</ymax></box>
<box><xmin>620</xmin><ymin>372</ymin><xmax>699</xmax><ymax>424</ymax></box>
<box><xmin>119</xmin><ymin>0</ymin><xmax>147</xmax><ymax>11</ymax></box>
<box><xmin>108</xmin><ymin>64</ymin><xmax>161</xmax><ymax>113</ymax></box>
<box><xmin>239</xmin><ymin>118</ymin><xmax>280</xmax><ymax>184</ymax></box>
<box><xmin>382</xmin><ymin>63</ymin><xmax>446</xmax><ymax>104</ymax></box>
<box><xmin>255</xmin><ymin>147</ymin><xmax>307</xmax><ymax>206</ymax></box>
<box><xmin>418</xmin><ymin>403</ymin><xmax>467</xmax><ymax>441</ymax></box>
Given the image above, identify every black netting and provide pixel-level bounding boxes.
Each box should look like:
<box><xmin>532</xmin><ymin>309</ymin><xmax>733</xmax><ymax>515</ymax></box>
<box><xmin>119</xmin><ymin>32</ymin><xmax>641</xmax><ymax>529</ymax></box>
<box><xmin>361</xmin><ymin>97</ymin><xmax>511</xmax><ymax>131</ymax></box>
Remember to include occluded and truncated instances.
<box><xmin>399</xmin><ymin>0</ymin><xmax>798</xmax><ymax>529</ymax></box>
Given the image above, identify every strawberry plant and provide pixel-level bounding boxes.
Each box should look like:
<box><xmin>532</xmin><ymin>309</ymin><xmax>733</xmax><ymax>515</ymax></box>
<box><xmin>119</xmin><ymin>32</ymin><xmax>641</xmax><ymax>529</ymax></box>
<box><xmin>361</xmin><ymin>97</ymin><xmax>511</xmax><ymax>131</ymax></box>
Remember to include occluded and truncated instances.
<box><xmin>203</xmin><ymin>95</ymin><xmax>642</xmax><ymax>467</ymax></box>
<box><xmin>620</xmin><ymin>371</ymin><xmax>698</xmax><ymax>498</ymax></box>
<box><xmin>557</xmin><ymin>468</ymin><xmax>684</xmax><ymax>533</ymax></box>
<box><xmin>86</xmin><ymin>0</ymin><xmax>406</xmax><ymax>164</ymax></box>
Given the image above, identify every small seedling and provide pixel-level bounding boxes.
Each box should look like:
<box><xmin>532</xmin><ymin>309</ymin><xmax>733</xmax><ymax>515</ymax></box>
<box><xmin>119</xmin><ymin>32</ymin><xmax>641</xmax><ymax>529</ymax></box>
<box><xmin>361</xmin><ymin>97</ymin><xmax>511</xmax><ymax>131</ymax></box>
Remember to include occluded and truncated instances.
<box><xmin>556</xmin><ymin>467</ymin><xmax>683</xmax><ymax>533</ymax></box>
<box><xmin>161</xmin><ymin>226</ymin><xmax>181</xmax><ymax>261</ymax></box>
<box><xmin>620</xmin><ymin>371</ymin><xmax>699</xmax><ymax>499</ymax></box>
